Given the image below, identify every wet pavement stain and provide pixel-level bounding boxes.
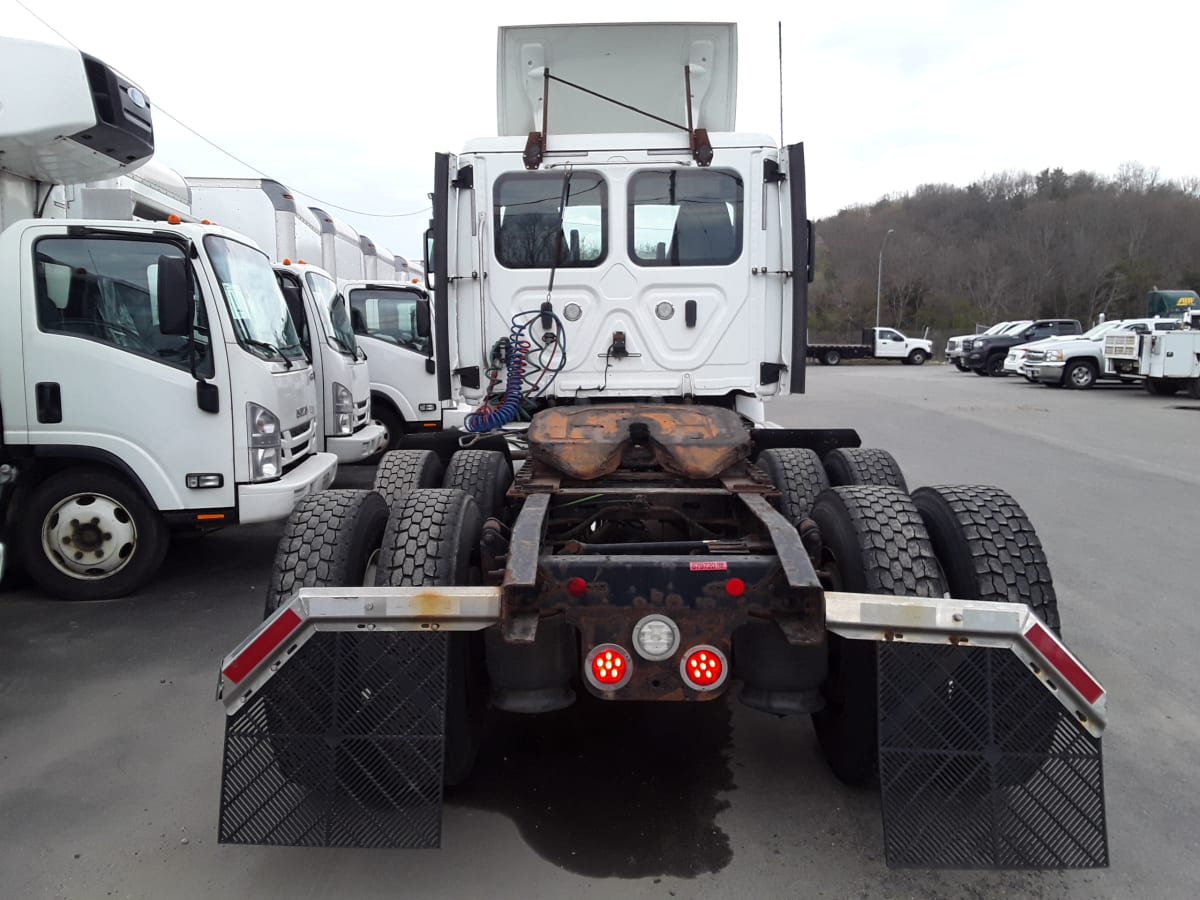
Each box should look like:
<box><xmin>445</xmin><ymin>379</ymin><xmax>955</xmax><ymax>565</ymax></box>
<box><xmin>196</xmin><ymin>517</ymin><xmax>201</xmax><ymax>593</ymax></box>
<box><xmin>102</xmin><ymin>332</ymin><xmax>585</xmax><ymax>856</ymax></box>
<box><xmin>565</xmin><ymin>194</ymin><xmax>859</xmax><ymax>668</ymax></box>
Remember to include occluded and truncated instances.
<box><xmin>446</xmin><ymin>688</ymin><xmax>736</xmax><ymax>879</ymax></box>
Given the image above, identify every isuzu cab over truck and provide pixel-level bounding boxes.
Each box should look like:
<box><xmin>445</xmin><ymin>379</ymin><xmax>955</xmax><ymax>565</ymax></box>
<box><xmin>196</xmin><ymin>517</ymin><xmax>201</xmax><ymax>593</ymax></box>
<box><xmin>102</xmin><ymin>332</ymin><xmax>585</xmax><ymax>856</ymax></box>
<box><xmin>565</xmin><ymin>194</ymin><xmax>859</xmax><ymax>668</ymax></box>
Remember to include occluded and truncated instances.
<box><xmin>0</xmin><ymin>37</ymin><xmax>336</xmax><ymax>600</ymax></box>
<box><xmin>217</xmin><ymin>23</ymin><xmax>1109</xmax><ymax>869</ymax></box>
<box><xmin>185</xmin><ymin>178</ymin><xmax>387</xmax><ymax>463</ymax></box>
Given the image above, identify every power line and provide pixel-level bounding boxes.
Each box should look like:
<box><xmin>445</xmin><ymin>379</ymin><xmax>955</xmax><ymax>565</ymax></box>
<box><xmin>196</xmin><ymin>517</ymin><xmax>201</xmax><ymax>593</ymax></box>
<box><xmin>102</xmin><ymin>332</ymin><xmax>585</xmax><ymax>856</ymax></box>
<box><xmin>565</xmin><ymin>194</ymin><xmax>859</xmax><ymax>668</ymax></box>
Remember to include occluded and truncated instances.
<box><xmin>12</xmin><ymin>0</ymin><xmax>431</xmax><ymax>220</ymax></box>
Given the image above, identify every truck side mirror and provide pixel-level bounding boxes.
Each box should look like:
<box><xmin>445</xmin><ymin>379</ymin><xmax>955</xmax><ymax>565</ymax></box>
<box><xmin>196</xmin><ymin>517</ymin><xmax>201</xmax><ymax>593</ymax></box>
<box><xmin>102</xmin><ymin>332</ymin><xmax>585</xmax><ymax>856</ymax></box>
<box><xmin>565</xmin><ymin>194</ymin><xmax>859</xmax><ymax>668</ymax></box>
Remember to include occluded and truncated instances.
<box><xmin>156</xmin><ymin>255</ymin><xmax>192</xmax><ymax>336</ymax></box>
<box><xmin>415</xmin><ymin>298</ymin><xmax>431</xmax><ymax>339</ymax></box>
<box><xmin>423</xmin><ymin>227</ymin><xmax>436</xmax><ymax>291</ymax></box>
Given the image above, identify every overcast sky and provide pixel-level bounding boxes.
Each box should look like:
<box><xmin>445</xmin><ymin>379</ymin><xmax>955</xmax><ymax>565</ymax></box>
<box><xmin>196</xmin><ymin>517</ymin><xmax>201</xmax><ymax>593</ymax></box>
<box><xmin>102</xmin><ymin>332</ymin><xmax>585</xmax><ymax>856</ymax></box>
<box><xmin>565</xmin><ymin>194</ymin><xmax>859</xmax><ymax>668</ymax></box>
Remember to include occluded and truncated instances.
<box><xmin>4</xmin><ymin>0</ymin><xmax>1196</xmax><ymax>258</ymax></box>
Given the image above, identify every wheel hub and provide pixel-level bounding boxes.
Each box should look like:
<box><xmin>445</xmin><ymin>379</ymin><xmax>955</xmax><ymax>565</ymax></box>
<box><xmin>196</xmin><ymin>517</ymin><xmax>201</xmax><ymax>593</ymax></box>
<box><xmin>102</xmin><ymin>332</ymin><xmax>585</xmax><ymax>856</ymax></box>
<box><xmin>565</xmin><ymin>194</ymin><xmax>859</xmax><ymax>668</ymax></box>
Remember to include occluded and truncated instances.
<box><xmin>42</xmin><ymin>493</ymin><xmax>138</xmax><ymax>579</ymax></box>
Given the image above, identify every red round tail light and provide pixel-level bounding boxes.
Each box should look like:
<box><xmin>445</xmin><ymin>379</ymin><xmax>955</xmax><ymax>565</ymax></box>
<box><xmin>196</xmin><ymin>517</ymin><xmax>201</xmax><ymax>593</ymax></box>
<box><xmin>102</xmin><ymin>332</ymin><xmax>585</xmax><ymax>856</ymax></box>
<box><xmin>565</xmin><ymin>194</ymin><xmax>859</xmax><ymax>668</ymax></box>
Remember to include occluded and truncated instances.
<box><xmin>681</xmin><ymin>645</ymin><xmax>728</xmax><ymax>691</ymax></box>
<box><xmin>585</xmin><ymin>643</ymin><xmax>633</xmax><ymax>690</ymax></box>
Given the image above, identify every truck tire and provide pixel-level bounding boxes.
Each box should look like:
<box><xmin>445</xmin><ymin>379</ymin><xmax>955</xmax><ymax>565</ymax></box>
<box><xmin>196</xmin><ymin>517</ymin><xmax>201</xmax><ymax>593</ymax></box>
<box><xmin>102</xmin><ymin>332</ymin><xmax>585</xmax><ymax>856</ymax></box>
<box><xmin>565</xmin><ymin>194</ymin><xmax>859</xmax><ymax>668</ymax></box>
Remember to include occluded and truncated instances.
<box><xmin>21</xmin><ymin>468</ymin><xmax>168</xmax><ymax>601</ymax></box>
<box><xmin>911</xmin><ymin>486</ymin><xmax>1059</xmax><ymax>633</ymax></box>
<box><xmin>372</xmin><ymin>402</ymin><xmax>404</xmax><ymax>453</ymax></box>
<box><xmin>756</xmin><ymin>447</ymin><xmax>829</xmax><ymax>524</ymax></box>
<box><xmin>373</xmin><ymin>449</ymin><xmax>444</xmax><ymax>509</ymax></box>
<box><xmin>954</xmin><ymin>359</ymin><xmax>968</xmax><ymax>371</ymax></box>
<box><xmin>263</xmin><ymin>489</ymin><xmax>389</xmax><ymax>618</ymax></box>
<box><xmin>1064</xmin><ymin>359</ymin><xmax>1098</xmax><ymax>390</ymax></box>
<box><xmin>986</xmin><ymin>354</ymin><xmax>1007</xmax><ymax>376</ymax></box>
<box><xmin>912</xmin><ymin>485</ymin><xmax>1062</xmax><ymax>784</ymax></box>
<box><xmin>1189</xmin><ymin>379</ymin><xmax>1200</xmax><ymax>400</ymax></box>
<box><xmin>823</xmin><ymin>448</ymin><xmax>907</xmax><ymax>492</ymax></box>
<box><xmin>907</xmin><ymin>349</ymin><xmax>928</xmax><ymax>365</ymax></box>
<box><xmin>823</xmin><ymin>349</ymin><xmax>841</xmax><ymax>366</ymax></box>
<box><xmin>375</xmin><ymin>488</ymin><xmax>486</xmax><ymax>785</ymax></box>
<box><xmin>1144</xmin><ymin>378</ymin><xmax>1180</xmax><ymax>396</ymax></box>
<box><xmin>809</xmin><ymin>486</ymin><xmax>948</xmax><ymax>785</ymax></box>
<box><xmin>442</xmin><ymin>450</ymin><xmax>513</xmax><ymax>520</ymax></box>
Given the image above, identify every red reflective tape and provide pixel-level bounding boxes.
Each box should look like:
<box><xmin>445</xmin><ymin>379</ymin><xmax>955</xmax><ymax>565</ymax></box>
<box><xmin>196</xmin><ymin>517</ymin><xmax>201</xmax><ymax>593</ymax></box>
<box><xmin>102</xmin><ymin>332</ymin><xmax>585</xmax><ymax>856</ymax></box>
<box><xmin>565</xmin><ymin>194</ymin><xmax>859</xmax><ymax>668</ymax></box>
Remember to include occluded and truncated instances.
<box><xmin>223</xmin><ymin>608</ymin><xmax>303</xmax><ymax>684</ymax></box>
<box><xmin>1024</xmin><ymin>622</ymin><xmax>1103</xmax><ymax>703</ymax></box>
<box><xmin>690</xmin><ymin>560</ymin><xmax>728</xmax><ymax>572</ymax></box>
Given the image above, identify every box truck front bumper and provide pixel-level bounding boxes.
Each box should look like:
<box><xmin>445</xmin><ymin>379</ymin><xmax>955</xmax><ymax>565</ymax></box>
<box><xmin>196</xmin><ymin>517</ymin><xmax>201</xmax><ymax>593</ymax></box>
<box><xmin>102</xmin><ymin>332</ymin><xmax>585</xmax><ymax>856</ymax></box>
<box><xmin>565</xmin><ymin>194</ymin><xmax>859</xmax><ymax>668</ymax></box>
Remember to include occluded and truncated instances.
<box><xmin>327</xmin><ymin>423</ymin><xmax>387</xmax><ymax>463</ymax></box>
<box><xmin>237</xmin><ymin>452</ymin><xmax>337</xmax><ymax>524</ymax></box>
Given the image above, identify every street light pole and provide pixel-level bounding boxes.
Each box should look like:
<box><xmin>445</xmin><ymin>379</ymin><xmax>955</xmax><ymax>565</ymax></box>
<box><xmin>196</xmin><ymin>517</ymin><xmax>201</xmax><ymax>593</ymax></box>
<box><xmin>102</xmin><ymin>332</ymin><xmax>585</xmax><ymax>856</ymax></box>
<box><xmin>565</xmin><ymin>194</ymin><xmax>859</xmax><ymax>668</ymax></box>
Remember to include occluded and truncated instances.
<box><xmin>875</xmin><ymin>228</ymin><xmax>895</xmax><ymax>329</ymax></box>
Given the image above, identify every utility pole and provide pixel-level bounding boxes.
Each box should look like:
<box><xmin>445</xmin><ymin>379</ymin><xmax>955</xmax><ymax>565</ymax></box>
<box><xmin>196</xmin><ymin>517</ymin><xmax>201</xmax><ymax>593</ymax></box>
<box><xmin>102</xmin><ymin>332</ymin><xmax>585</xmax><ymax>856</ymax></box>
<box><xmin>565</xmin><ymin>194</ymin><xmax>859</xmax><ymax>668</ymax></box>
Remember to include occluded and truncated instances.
<box><xmin>875</xmin><ymin>228</ymin><xmax>895</xmax><ymax>329</ymax></box>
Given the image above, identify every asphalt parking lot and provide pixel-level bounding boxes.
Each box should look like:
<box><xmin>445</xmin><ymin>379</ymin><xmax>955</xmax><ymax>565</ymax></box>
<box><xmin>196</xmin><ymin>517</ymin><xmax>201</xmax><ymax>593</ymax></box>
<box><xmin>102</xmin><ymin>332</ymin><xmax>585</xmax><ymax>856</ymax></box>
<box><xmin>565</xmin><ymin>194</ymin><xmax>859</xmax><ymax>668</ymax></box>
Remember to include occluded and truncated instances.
<box><xmin>2</xmin><ymin>365</ymin><xmax>1198</xmax><ymax>900</ymax></box>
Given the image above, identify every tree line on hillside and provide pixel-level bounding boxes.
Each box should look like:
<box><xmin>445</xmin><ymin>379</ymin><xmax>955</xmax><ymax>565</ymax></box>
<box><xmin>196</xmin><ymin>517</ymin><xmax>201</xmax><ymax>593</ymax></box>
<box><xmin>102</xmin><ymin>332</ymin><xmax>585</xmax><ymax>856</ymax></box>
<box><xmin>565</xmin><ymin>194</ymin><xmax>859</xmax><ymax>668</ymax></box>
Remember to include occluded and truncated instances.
<box><xmin>810</xmin><ymin>163</ymin><xmax>1200</xmax><ymax>340</ymax></box>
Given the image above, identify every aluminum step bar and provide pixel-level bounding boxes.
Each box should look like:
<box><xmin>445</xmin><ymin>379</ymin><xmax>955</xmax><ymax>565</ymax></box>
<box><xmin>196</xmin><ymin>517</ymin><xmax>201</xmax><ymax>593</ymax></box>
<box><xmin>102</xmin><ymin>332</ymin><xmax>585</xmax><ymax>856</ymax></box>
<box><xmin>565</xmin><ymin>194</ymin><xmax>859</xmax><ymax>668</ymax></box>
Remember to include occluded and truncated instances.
<box><xmin>218</xmin><ymin>587</ymin><xmax>1106</xmax><ymax>737</ymax></box>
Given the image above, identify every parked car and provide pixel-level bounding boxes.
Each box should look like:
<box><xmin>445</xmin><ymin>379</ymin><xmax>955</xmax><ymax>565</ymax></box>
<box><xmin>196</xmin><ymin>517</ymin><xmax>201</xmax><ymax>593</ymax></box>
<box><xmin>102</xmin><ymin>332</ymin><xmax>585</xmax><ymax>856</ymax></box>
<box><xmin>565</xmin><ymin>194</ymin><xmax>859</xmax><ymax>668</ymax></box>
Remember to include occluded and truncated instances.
<box><xmin>964</xmin><ymin>318</ymin><xmax>1082</xmax><ymax>375</ymax></box>
<box><xmin>1029</xmin><ymin>318</ymin><xmax>1180</xmax><ymax>389</ymax></box>
<box><xmin>945</xmin><ymin>320</ymin><xmax>1030</xmax><ymax>370</ymax></box>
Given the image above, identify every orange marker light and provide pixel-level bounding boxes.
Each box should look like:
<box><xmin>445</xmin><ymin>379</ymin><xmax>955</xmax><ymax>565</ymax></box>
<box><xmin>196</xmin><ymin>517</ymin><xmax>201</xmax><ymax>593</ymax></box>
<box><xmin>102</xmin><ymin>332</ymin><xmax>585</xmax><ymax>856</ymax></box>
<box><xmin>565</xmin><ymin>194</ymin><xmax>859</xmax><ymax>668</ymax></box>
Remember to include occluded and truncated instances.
<box><xmin>167</xmin><ymin>214</ymin><xmax>181</xmax><ymax>225</ymax></box>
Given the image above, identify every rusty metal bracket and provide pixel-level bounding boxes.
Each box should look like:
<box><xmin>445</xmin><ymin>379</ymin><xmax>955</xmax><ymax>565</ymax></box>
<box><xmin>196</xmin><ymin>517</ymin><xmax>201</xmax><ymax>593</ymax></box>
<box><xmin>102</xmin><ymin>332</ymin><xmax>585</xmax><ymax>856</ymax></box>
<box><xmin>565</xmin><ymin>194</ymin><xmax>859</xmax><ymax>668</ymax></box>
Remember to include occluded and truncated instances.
<box><xmin>738</xmin><ymin>492</ymin><xmax>825</xmax><ymax>645</ymax></box>
<box><xmin>500</xmin><ymin>492</ymin><xmax>551</xmax><ymax>643</ymax></box>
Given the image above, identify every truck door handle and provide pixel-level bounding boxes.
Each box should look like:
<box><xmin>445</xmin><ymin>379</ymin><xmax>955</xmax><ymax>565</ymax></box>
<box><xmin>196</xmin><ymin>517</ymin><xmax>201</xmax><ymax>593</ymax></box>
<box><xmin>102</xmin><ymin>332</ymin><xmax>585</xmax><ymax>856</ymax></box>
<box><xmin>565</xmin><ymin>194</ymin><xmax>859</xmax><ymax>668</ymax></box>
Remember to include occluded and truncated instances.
<box><xmin>685</xmin><ymin>300</ymin><xmax>697</xmax><ymax>328</ymax></box>
<box><xmin>35</xmin><ymin>382</ymin><xmax>62</xmax><ymax>424</ymax></box>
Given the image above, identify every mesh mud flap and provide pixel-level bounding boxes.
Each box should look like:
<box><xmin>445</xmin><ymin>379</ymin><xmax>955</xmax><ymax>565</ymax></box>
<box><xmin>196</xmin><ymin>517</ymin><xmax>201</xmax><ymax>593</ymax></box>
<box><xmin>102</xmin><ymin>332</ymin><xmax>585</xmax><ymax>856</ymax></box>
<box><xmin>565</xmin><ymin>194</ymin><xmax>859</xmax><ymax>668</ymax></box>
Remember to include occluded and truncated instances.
<box><xmin>219</xmin><ymin>631</ymin><xmax>447</xmax><ymax>848</ymax></box>
<box><xmin>877</xmin><ymin>643</ymin><xmax>1108</xmax><ymax>868</ymax></box>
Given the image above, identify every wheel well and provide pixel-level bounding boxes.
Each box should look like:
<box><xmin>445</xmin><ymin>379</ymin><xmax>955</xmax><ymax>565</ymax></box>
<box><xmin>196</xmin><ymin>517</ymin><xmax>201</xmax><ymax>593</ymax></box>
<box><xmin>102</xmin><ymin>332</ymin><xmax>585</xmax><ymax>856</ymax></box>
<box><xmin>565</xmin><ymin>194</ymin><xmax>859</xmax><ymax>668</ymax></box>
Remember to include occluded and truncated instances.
<box><xmin>21</xmin><ymin>448</ymin><xmax>156</xmax><ymax>511</ymax></box>
<box><xmin>370</xmin><ymin>392</ymin><xmax>403</xmax><ymax>421</ymax></box>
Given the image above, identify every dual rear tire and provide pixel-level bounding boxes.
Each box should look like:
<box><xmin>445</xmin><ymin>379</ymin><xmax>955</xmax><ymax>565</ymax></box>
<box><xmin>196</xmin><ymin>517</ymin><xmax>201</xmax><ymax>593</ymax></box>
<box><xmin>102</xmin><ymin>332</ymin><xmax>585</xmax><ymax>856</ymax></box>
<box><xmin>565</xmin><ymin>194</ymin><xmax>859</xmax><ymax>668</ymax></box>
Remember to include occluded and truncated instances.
<box><xmin>808</xmin><ymin>478</ymin><xmax>1061</xmax><ymax>786</ymax></box>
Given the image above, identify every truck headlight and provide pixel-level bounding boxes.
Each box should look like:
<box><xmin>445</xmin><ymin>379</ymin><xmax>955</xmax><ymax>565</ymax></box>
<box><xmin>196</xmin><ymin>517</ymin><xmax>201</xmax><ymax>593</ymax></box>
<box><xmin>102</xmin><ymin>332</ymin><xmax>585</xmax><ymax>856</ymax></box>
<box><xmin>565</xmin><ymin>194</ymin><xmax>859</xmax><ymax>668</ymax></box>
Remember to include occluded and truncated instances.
<box><xmin>247</xmin><ymin>402</ymin><xmax>282</xmax><ymax>482</ymax></box>
<box><xmin>333</xmin><ymin>382</ymin><xmax>354</xmax><ymax>436</ymax></box>
<box><xmin>1045</xmin><ymin>349</ymin><xmax>1064</xmax><ymax>362</ymax></box>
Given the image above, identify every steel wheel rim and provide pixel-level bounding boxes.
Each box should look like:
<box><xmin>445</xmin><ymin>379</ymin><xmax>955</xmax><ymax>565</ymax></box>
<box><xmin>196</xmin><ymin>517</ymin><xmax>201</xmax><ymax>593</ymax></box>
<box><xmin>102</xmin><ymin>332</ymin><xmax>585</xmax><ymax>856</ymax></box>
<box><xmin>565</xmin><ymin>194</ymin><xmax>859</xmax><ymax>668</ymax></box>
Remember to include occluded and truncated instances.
<box><xmin>41</xmin><ymin>492</ymin><xmax>138</xmax><ymax>580</ymax></box>
<box><xmin>1071</xmin><ymin>366</ymin><xmax>1092</xmax><ymax>387</ymax></box>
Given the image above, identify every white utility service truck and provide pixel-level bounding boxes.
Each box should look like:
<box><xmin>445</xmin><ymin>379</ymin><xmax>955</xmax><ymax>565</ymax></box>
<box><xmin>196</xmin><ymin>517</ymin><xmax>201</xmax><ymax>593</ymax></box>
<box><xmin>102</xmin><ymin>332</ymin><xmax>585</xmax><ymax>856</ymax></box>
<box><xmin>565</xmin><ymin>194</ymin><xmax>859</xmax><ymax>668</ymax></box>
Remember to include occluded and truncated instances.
<box><xmin>186</xmin><ymin>178</ymin><xmax>387</xmax><ymax>463</ymax></box>
<box><xmin>0</xmin><ymin>37</ymin><xmax>336</xmax><ymax>600</ymax></box>
<box><xmin>216</xmin><ymin>23</ymin><xmax>1109</xmax><ymax>869</ymax></box>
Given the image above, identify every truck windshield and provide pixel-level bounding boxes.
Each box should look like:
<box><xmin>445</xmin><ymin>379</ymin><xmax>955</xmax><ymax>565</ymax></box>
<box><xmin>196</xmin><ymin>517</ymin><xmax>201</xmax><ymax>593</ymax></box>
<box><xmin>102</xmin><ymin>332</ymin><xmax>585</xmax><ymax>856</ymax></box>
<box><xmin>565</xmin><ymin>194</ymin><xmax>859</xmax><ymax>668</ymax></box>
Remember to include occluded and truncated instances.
<box><xmin>305</xmin><ymin>271</ymin><xmax>358</xmax><ymax>356</ymax></box>
<box><xmin>205</xmin><ymin>236</ymin><xmax>305</xmax><ymax>362</ymax></box>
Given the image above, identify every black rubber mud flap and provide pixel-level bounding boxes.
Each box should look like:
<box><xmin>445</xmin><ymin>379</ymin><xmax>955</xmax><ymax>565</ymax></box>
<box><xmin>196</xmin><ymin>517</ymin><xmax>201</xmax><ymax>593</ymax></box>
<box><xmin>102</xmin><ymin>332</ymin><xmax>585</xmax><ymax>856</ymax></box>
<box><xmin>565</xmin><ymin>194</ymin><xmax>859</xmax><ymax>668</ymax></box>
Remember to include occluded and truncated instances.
<box><xmin>218</xmin><ymin>631</ymin><xmax>448</xmax><ymax>848</ymax></box>
<box><xmin>876</xmin><ymin>643</ymin><xmax>1108</xmax><ymax>869</ymax></box>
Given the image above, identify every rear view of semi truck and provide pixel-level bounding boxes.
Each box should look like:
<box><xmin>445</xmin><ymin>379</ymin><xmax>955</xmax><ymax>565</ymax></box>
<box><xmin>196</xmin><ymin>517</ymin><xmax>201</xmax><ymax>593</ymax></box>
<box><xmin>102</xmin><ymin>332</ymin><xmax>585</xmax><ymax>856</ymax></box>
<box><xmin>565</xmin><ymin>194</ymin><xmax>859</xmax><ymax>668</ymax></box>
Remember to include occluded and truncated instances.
<box><xmin>0</xmin><ymin>37</ymin><xmax>336</xmax><ymax>600</ymax></box>
<box><xmin>216</xmin><ymin>23</ymin><xmax>1109</xmax><ymax>868</ymax></box>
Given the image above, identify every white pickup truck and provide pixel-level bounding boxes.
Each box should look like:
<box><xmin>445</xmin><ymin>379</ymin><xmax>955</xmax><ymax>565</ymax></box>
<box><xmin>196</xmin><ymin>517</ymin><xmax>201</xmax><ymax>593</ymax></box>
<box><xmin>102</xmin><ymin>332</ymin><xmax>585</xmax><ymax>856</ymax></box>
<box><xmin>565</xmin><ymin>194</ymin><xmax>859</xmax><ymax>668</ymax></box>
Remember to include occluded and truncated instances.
<box><xmin>1027</xmin><ymin>318</ymin><xmax>1179</xmax><ymax>389</ymax></box>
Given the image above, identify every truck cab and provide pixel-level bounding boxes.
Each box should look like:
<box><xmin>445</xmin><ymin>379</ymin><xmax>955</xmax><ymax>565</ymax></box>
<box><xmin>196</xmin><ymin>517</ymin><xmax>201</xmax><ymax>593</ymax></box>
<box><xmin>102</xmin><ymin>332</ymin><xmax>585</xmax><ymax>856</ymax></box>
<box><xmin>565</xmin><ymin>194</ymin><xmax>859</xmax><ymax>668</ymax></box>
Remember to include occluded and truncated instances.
<box><xmin>0</xmin><ymin>38</ymin><xmax>335</xmax><ymax>600</ymax></box>
<box><xmin>185</xmin><ymin>178</ymin><xmax>386</xmax><ymax>463</ymax></box>
<box><xmin>341</xmin><ymin>280</ymin><xmax>443</xmax><ymax>444</ymax></box>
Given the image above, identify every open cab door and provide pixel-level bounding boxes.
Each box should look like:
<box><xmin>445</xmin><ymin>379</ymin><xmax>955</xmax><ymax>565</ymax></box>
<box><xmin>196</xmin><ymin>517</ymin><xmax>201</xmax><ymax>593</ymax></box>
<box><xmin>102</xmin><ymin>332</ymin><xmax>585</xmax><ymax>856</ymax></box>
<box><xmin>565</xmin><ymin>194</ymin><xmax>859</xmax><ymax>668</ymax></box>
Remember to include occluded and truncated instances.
<box><xmin>783</xmin><ymin>143</ymin><xmax>812</xmax><ymax>394</ymax></box>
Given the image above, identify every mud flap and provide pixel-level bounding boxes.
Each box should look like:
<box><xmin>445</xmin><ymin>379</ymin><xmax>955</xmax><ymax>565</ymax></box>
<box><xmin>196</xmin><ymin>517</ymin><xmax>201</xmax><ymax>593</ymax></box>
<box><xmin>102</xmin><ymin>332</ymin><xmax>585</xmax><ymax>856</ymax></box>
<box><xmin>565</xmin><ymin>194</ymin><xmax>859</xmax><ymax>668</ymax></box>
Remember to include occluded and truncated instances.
<box><xmin>218</xmin><ymin>631</ymin><xmax>447</xmax><ymax>848</ymax></box>
<box><xmin>877</xmin><ymin>643</ymin><xmax>1108</xmax><ymax>868</ymax></box>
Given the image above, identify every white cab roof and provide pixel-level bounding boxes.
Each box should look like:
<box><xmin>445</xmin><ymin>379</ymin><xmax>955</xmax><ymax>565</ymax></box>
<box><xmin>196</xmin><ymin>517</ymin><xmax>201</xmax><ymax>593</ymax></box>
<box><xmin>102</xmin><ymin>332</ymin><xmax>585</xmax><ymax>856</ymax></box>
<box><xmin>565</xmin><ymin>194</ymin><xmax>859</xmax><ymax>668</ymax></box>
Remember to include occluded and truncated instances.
<box><xmin>497</xmin><ymin>23</ymin><xmax>737</xmax><ymax>136</ymax></box>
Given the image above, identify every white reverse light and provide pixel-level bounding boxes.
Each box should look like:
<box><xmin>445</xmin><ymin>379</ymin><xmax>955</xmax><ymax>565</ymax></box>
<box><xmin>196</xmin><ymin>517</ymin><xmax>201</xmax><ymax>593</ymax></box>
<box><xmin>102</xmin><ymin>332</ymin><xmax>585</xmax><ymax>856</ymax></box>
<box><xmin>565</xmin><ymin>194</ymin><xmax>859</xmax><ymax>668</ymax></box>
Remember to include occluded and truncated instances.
<box><xmin>632</xmin><ymin>614</ymin><xmax>680</xmax><ymax>661</ymax></box>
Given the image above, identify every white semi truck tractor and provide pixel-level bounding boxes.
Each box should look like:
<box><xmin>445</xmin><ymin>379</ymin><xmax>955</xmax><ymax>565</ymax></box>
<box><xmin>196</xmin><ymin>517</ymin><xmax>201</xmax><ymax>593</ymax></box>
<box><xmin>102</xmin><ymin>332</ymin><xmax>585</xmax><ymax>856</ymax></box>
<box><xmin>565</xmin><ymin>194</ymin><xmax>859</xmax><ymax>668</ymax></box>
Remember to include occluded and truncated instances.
<box><xmin>186</xmin><ymin>178</ymin><xmax>387</xmax><ymax>463</ymax></box>
<box><xmin>216</xmin><ymin>23</ymin><xmax>1109</xmax><ymax>869</ymax></box>
<box><xmin>0</xmin><ymin>37</ymin><xmax>336</xmax><ymax>600</ymax></box>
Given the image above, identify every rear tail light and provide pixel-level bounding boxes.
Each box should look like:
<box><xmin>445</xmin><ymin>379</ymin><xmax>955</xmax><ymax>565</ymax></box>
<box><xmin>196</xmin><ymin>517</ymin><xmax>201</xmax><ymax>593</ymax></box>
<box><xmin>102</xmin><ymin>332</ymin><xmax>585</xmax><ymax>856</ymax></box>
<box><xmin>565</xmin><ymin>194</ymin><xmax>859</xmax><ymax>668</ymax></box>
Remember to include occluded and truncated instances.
<box><xmin>681</xmin><ymin>645</ymin><xmax>728</xmax><ymax>692</ymax></box>
<box><xmin>585</xmin><ymin>643</ymin><xmax>632</xmax><ymax>690</ymax></box>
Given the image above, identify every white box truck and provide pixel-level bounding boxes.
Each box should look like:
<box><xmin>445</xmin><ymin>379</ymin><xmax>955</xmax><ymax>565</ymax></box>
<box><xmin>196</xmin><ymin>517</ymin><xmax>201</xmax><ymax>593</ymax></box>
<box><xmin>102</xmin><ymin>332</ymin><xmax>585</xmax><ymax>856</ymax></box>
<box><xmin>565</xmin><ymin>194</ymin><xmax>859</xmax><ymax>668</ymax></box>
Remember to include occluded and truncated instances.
<box><xmin>301</xmin><ymin>211</ymin><xmax>447</xmax><ymax>444</ymax></box>
<box><xmin>0</xmin><ymin>37</ymin><xmax>336</xmax><ymax>599</ymax></box>
<box><xmin>186</xmin><ymin>178</ymin><xmax>387</xmax><ymax>463</ymax></box>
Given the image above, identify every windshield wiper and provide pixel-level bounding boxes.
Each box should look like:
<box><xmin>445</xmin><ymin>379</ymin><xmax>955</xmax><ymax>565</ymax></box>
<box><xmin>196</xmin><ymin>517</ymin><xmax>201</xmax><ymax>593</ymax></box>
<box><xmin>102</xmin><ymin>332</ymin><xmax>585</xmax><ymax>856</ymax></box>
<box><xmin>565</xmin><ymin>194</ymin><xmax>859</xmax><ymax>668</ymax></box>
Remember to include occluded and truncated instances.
<box><xmin>244</xmin><ymin>339</ymin><xmax>294</xmax><ymax>369</ymax></box>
